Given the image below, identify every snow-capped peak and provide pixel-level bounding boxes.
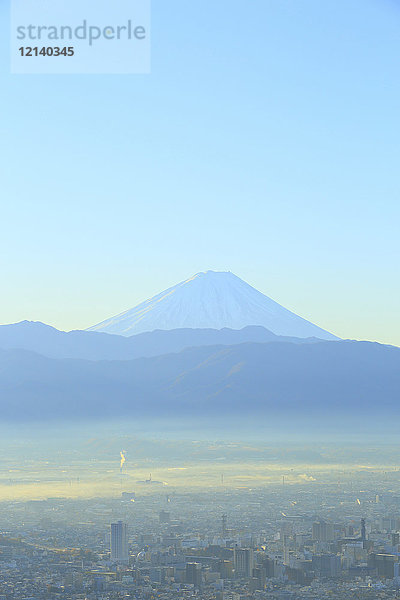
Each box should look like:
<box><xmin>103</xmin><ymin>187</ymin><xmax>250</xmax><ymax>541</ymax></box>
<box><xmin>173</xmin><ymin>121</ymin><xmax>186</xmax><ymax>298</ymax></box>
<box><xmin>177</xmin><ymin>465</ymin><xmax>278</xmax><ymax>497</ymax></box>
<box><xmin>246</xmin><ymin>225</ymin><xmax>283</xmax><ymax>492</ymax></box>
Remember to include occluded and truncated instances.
<box><xmin>87</xmin><ymin>270</ymin><xmax>337</xmax><ymax>340</ymax></box>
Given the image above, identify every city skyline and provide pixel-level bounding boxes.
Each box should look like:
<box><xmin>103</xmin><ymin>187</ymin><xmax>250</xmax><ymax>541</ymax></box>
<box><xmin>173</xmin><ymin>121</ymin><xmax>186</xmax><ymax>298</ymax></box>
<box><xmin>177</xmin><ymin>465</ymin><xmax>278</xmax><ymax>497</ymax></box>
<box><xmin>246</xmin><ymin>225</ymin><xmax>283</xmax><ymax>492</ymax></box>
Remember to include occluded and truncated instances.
<box><xmin>1</xmin><ymin>433</ymin><xmax>400</xmax><ymax>600</ymax></box>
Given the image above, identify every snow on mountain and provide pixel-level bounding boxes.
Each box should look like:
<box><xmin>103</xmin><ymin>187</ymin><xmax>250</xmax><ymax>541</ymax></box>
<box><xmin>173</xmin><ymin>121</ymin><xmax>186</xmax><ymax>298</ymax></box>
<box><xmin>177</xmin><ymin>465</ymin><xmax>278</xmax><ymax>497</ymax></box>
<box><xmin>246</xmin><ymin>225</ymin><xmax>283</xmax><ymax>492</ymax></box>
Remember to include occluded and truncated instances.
<box><xmin>87</xmin><ymin>271</ymin><xmax>338</xmax><ymax>340</ymax></box>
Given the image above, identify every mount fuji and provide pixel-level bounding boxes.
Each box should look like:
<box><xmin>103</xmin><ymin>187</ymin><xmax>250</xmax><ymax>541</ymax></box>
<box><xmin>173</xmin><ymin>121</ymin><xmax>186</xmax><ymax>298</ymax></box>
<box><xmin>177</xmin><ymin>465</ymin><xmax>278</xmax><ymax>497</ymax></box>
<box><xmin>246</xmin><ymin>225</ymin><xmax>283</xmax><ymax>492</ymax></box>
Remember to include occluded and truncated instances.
<box><xmin>87</xmin><ymin>271</ymin><xmax>338</xmax><ymax>340</ymax></box>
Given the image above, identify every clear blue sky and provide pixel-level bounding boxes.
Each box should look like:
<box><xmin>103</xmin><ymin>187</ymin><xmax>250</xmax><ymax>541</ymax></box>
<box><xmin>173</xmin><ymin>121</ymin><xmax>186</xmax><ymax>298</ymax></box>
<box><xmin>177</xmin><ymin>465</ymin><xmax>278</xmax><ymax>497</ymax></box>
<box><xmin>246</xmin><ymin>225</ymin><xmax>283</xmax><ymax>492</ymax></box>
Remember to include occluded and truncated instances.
<box><xmin>0</xmin><ymin>0</ymin><xmax>399</xmax><ymax>345</ymax></box>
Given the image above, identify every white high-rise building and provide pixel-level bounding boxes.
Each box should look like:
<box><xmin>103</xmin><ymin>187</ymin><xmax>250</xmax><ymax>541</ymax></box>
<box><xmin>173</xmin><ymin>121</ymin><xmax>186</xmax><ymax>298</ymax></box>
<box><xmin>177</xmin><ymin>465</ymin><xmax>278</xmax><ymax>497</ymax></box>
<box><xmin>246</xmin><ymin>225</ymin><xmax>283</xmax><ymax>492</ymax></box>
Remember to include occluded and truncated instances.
<box><xmin>234</xmin><ymin>548</ymin><xmax>254</xmax><ymax>578</ymax></box>
<box><xmin>111</xmin><ymin>521</ymin><xmax>129</xmax><ymax>562</ymax></box>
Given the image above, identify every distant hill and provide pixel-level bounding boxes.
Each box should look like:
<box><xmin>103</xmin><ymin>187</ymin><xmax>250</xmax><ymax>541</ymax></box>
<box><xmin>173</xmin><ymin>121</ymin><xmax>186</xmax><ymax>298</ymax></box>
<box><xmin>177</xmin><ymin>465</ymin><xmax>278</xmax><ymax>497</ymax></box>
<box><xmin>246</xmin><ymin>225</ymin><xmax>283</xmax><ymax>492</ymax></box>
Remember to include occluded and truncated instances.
<box><xmin>0</xmin><ymin>321</ymin><xmax>323</xmax><ymax>361</ymax></box>
<box><xmin>0</xmin><ymin>340</ymin><xmax>398</xmax><ymax>422</ymax></box>
<box><xmin>87</xmin><ymin>270</ymin><xmax>338</xmax><ymax>339</ymax></box>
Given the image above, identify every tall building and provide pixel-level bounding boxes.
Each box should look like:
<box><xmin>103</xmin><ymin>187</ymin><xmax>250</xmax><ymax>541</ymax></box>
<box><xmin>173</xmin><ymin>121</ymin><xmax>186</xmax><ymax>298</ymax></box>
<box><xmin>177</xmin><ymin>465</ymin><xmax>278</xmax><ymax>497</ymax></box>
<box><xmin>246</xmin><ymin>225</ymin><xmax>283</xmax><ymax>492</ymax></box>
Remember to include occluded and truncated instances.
<box><xmin>361</xmin><ymin>518</ymin><xmax>366</xmax><ymax>542</ymax></box>
<box><xmin>186</xmin><ymin>562</ymin><xmax>202</xmax><ymax>588</ymax></box>
<box><xmin>234</xmin><ymin>548</ymin><xmax>254</xmax><ymax>578</ymax></box>
<box><xmin>312</xmin><ymin>554</ymin><xmax>341</xmax><ymax>578</ymax></box>
<box><xmin>111</xmin><ymin>521</ymin><xmax>129</xmax><ymax>563</ymax></box>
<box><xmin>369</xmin><ymin>553</ymin><xmax>400</xmax><ymax>578</ymax></box>
<box><xmin>218</xmin><ymin>559</ymin><xmax>234</xmax><ymax>579</ymax></box>
<box><xmin>312</xmin><ymin>520</ymin><xmax>335</xmax><ymax>542</ymax></box>
<box><xmin>251</xmin><ymin>566</ymin><xmax>266</xmax><ymax>590</ymax></box>
<box><xmin>222</xmin><ymin>514</ymin><xmax>227</xmax><ymax>537</ymax></box>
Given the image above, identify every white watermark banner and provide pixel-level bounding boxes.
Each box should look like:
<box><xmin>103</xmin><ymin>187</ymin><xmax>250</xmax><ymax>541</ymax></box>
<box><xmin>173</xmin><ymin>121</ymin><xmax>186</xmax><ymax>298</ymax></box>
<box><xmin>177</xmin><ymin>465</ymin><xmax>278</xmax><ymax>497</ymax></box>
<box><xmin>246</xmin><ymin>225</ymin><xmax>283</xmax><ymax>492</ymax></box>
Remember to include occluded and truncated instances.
<box><xmin>11</xmin><ymin>0</ymin><xmax>151</xmax><ymax>74</ymax></box>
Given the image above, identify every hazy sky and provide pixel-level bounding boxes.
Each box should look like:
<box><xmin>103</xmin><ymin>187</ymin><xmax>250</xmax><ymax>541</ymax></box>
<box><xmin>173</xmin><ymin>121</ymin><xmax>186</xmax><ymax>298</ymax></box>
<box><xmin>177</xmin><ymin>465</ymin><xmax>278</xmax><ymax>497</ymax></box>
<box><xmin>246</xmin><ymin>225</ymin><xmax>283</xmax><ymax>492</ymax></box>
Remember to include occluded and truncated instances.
<box><xmin>0</xmin><ymin>0</ymin><xmax>399</xmax><ymax>345</ymax></box>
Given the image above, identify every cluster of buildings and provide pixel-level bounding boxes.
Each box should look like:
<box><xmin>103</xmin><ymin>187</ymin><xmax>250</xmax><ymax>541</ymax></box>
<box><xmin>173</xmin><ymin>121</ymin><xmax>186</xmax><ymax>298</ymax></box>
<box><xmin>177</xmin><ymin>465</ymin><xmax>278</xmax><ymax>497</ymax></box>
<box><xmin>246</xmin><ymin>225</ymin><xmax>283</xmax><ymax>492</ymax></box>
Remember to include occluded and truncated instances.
<box><xmin>1</xmin><ymin>483</ymin><xmax>400</xmax><ymax>599</ymax></box>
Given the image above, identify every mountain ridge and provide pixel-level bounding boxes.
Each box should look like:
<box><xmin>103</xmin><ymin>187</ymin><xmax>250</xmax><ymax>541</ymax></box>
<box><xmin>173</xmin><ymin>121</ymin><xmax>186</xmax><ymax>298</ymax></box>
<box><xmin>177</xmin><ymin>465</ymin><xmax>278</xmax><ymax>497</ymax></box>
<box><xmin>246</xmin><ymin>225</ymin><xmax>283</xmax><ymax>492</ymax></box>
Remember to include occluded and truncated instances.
<box><xmin>0</xmin><ymin>321</ymin><xmax>328</xmax><ymax>361</ymax></box>
<box><xmin>0</xmin><ymin>339</ymin><xmax>398</xmax><ymax>422</ymax></box>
